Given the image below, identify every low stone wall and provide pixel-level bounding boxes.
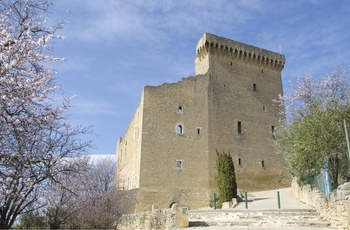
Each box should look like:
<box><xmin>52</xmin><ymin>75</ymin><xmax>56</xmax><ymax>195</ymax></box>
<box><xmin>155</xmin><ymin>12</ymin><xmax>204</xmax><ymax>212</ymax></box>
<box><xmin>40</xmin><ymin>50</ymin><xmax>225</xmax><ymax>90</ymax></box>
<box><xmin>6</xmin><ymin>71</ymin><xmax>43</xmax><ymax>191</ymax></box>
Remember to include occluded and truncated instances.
<box><xmin>292</xmin><ymin>179</ymin><xmax>350</xmax><ymax>230</ymax></box>
<box><xmin>115</xmin><ymin>204</ymin><xmax>188</xmax><ymax>230</ymax></box>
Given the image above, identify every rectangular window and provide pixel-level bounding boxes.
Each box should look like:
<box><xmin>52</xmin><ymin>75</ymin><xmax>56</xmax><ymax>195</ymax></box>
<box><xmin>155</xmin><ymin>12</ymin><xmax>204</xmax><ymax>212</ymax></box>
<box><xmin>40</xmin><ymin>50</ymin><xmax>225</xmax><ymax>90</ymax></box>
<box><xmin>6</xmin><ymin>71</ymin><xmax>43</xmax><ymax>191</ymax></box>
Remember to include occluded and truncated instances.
<box><xmin>122</xmin><ymin>178</ymin><xmax>125</xmax><ymax>190</ymax></box>
<box><xmin>197</xmin><ymin>127</ymin><xmax>201</xmax><ymax>135</ymax></box>
<box><xmin>237</xmin><ymin>121</ymin><xmax>242</xmax><ymax>134</ymax></box>
<box><xmin>176</xmin><ymin>160</ymin><xmax>183</xmax><ymax>170</ymax></box>
<box><xmin>272</xmin><ymin>126</ymin><xmax>276</xmax><ymax>139</ymax></box>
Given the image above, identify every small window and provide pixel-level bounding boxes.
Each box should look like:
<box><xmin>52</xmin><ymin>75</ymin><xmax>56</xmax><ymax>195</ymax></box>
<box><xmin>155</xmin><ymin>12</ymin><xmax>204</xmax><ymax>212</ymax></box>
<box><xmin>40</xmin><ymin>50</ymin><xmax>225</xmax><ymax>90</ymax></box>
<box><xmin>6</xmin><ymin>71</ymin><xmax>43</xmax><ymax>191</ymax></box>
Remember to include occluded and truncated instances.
<box><xmin>262</xmin><ymin>160</ymin><xmax>265</xmax><ymax>168</ymax></box>
<box><xmin>119</xmin><ymin>150</ymin><xmax>123</xmax><ymax>164</ymax></box>
<box><xmin>197</xmin><ymin>128</ymin><xmax>201</xmax><ymax>135</ymax></box>
<box><xmin>178</xmin><ymin>125</ymin><xmax>183</xmax><ymax>135</ymax></box>
<box><xmin>261</xmin><ymin>69</ymin><xmax>264</xmax><ymax>74</ymax></box>
<box><xmin>178</xmin><ymin>106</ymin><xmax>183</xmax><ymax>113</ymax></box>
<box><xmin>176</xmin><ymin>123</ymin><xmax>184</xmax><ymax>135</ymax></box>
<box><xmin>176</xmin><ymin>160</ymin><xmax>183</xmax><ymax>170</ymax></box>
<box><xmin>253</xmin><ymin>83</ymin><xmax>257</xmax><ymax>91</ymax></box>
<box><xmin>134</xmin><ymin>127</ymin><xmax>137</xmax><ymax>139</ymax></box>
<box><xmin>262</xmin><ymin>106</ymin><xmax>266</xmax><ymax>111</ymax></box>
<box><xmin>237</xmin><ymin>121</ymin><xmax>242</xmax><ymax>134</ymax></box>
<box><xmin>272</xmin><ymin>126</ymin><xmax>276</xmax><ymax>139</ymax></box>
<box><xmin>230</xmin><ymin>61</ymin><xmax>233</xmax><ymax>66</ymax></box>
<box><xmin>238</xmin><ymin>158</ymin><xmax>242</xmax><ymax>166</ymax></box>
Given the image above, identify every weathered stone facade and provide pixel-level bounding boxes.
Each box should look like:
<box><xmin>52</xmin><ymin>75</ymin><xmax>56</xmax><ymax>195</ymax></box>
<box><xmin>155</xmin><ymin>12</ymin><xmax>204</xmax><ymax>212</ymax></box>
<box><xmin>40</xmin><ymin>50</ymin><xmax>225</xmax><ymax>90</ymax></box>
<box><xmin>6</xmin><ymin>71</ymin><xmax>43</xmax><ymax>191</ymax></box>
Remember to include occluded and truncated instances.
<box><xmin>116</xmin><ymin>33</ymin><xmax>291</xmax><ymax>213</ymax></box>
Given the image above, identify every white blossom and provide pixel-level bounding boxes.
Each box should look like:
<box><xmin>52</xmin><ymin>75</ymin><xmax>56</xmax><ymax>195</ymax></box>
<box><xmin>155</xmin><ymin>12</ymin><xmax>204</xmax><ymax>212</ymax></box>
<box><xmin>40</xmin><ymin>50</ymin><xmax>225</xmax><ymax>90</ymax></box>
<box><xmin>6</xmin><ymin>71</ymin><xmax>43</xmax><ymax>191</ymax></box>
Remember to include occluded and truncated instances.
<box><xmin>0</xmin><ymin>1</ymin><xmax>90</xmax><ymax>228</ymax></box>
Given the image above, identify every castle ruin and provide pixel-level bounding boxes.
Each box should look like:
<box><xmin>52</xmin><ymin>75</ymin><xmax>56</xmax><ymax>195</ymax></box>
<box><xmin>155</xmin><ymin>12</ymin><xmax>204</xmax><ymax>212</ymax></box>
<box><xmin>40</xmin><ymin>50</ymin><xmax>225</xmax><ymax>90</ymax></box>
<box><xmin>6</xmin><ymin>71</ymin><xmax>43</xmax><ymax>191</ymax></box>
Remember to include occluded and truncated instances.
<box><xmin>116</xmin><ymin>33</ymin><xmax>291</xmax><ymax>212</ymax></box>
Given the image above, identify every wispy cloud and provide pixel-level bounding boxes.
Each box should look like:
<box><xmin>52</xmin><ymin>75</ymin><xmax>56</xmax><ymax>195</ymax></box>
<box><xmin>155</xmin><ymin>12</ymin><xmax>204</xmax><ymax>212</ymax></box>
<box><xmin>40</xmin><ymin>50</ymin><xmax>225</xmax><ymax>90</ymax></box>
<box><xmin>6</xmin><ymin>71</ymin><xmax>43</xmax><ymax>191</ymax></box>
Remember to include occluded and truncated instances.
<box><xmin>57</xmin><ymin>0</ymin><xmax>267</xmax><ymax>45</ymax></box>
<box><xmin>71</xmin><ymin>97</ymin><xmax>120</xmax><ymax>117</ymax></box>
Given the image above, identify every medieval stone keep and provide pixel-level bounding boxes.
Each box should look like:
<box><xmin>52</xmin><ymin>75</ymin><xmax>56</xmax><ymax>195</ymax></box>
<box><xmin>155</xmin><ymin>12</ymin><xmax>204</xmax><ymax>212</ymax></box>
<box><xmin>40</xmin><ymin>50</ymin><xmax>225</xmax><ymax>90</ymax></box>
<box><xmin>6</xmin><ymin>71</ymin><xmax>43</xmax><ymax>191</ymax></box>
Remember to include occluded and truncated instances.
<box><xmin>116</xmin><ymin>33</ymin><xmax>291</xmax><ymax>212</ymax></box>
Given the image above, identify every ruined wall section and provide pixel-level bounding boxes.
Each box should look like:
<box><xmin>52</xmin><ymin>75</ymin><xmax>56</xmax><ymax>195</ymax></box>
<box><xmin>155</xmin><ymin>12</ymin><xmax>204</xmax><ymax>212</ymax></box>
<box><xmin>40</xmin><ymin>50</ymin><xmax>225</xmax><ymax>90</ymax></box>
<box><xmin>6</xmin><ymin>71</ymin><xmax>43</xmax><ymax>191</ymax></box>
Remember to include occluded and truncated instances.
<box><xmin>134</xmin><ymin>74</ymin><xmax>211</xmax><ymax>212</ymax></box>
<box><xmin>116</xmin><ymin>92</ymin><xmax>144</xmax><ymax>190</ymax></box>
<box><xmin>196</xmin><ymin>33</ymin><xmax>290</xmax><ymax>191</ymax></box>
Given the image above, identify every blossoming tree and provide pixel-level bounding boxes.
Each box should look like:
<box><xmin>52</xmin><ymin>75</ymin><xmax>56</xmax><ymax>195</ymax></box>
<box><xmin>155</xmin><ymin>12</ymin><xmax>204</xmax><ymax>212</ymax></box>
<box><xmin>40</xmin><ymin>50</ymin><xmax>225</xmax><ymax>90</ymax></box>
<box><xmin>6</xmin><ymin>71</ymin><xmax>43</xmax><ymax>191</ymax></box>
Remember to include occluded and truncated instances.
<box><xmin>277</xmin><ymin>66</ymin><xmax>350</xmax><ymax>189</ymax></box>
<box><xmin>0</xmin><ymin>0</ymin><xmax>91</xmax><ymax>228</ymax></box>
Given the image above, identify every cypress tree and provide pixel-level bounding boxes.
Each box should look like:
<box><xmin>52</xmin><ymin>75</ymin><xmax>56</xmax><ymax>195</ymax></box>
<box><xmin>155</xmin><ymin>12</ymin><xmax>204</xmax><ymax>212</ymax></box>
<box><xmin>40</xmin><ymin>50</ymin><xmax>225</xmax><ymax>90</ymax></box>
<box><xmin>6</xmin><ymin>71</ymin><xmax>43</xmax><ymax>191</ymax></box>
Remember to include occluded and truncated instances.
<box><xmin>215</xmin><ymin>150</ymin><xmax>238</xmax><ymax>202</ymax></box>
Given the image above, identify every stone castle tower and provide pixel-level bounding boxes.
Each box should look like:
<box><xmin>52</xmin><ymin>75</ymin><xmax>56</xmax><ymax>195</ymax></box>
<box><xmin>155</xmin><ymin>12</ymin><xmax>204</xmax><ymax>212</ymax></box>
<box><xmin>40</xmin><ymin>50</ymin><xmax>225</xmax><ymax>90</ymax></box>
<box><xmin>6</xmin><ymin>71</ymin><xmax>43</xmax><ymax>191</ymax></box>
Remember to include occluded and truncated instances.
<box><xmin>116</xmin><ymin>33</ymin><xmax>291</xmax><ymax>212</ymax></box>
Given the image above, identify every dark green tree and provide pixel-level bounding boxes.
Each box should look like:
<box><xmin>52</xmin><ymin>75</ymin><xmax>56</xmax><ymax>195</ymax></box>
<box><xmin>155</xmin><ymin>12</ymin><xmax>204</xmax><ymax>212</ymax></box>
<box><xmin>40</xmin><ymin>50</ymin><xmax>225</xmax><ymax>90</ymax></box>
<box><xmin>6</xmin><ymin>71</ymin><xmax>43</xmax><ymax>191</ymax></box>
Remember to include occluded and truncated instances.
<box><xmin>215</xmin><ymin>150</ymin><xmax>237</xmax><ymax>203</ymax></box>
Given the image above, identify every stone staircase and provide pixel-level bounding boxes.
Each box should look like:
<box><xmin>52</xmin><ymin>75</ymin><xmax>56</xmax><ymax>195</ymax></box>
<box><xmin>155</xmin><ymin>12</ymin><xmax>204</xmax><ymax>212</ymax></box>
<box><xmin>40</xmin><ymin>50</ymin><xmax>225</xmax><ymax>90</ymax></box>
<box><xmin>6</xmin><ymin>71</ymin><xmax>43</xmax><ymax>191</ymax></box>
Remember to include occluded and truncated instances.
<box><xmin>186</xmin><ymin>209</ymin><xmax>335</xmax><ymax>229</ymax></box>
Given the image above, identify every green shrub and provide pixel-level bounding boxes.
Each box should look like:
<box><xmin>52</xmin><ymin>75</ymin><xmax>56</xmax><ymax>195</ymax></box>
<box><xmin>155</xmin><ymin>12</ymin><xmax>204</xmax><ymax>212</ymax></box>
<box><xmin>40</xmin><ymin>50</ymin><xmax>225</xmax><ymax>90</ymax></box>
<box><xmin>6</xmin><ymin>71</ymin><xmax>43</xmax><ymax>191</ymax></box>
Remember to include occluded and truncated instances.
<box><xmin>215</xmin><ymin>150</ymin><xmax>237</xmax><ymax>203</ymax></box>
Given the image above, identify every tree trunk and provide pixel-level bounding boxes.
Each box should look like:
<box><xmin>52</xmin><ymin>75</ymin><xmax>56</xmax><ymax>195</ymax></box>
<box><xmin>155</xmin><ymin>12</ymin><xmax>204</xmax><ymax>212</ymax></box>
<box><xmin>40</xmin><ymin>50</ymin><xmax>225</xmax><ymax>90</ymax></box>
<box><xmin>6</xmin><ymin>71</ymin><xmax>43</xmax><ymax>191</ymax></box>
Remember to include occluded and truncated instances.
<box><xmin>329</xmin><ymin>156</ymin><xmax>339</xmax><ymax>189</ymax></box>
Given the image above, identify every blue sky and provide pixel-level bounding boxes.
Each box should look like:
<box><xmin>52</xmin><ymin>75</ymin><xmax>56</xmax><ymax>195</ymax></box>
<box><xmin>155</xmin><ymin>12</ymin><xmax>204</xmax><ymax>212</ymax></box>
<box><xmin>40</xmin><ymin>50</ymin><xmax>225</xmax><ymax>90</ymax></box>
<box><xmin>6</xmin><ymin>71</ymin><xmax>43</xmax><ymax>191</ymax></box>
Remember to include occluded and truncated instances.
<box><xmin>49</xmin><ymin>0</ymin><xmax>350</xmax><ymax>155</ymax></box>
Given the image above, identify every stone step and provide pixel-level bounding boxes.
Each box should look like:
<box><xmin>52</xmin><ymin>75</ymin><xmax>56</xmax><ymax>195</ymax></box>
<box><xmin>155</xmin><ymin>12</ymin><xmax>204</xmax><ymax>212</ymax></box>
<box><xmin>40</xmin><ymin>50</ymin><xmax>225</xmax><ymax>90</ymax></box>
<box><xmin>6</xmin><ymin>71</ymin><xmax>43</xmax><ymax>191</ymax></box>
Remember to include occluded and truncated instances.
<box><xmin>189</xmin><ymin>209</ymin><xmax>322</xmax><ymax>220</ymax></box>
<box><xmin>187</xmin><ymin>209</ymin><xmax>333</xmax><ymax>229</ymax></box>
<box><xmin>189</xmin><ymin>219</ymin><xmax>331</xmax><ymax>228</ymax></box>
<box><xmin>178</xmin><ymin>226</ymin><xmax>335</xmax><ymax>230</ymax></box>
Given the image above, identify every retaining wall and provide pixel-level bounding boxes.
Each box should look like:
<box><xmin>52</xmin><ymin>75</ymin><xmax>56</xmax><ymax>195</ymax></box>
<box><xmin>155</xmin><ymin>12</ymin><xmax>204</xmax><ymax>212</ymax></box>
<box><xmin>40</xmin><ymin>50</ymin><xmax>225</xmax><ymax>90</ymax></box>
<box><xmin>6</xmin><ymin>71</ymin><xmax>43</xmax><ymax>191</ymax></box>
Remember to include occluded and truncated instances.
<box><xmin>292</xmin><ymin>179</ymin><xmax>350</xmax><ymax>230</ymax></box>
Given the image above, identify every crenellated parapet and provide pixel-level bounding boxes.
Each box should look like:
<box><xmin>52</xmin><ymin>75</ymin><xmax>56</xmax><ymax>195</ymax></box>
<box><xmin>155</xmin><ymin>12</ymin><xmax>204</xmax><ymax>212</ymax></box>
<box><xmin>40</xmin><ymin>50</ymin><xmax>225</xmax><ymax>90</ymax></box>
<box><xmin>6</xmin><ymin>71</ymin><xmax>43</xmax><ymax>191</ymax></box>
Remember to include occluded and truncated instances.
<box><xmin>196</xmin><ymin>33</ymin><xmax>285</xmax><ymax>71</ymax></box>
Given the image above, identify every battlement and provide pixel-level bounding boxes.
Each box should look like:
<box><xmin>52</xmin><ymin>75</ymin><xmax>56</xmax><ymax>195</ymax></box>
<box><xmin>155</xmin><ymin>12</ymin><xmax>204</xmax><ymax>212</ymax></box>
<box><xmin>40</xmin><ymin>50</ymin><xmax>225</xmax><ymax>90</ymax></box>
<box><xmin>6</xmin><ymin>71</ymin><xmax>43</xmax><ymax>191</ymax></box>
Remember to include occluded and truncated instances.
<box><xmin>196</xmin><ymin>33</ymin><xmax>285</xmax><ymax>71</ymax></box>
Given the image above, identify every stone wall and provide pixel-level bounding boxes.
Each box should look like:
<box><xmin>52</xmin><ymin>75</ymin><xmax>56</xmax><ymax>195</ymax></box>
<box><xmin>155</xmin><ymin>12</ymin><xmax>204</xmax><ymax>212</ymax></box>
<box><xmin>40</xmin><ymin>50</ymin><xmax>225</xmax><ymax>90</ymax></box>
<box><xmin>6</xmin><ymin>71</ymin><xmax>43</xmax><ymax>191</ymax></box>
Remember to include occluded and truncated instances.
<box><xmin>115</xmin><ymin>204</ymin><xmax>188</xmax><ymax>230</ymax></box>
<box><xmin>137</xmin><ymin>74</ymin><xmax>211</xmax><ymax>212</ymax></box>
<box><xmin>201</xmin><ymin>33</ymin><xmax>290</xmax><ymax>191</ymax></box>
<box><xmin>292</xmin><ymin>179</ymin><xmax>350</xmax><ymax>230</ymax></box>
<box><xmin>116</xmin><ymin>92</ymin><xmax>144</xmax><ymax>190</ymax></box>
